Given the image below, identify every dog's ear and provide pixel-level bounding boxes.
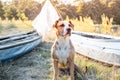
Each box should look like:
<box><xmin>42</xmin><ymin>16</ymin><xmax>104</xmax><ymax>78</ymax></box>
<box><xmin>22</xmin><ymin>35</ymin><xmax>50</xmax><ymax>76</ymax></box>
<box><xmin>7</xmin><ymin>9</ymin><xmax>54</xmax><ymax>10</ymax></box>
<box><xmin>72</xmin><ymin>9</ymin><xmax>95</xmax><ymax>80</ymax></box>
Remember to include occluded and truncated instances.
<box><xmin>53</xmin><ymin>20</ymin><xmax>59</xmax><ymax>28</ymax></box>
<box><xmin>54</xmin><ymin>20</ymin><xmax>59</xmax><ymax>28</ymax></box>
<box><xmin>69</xmin><ymin>21</ymin><xmax>74</xmax><ymax>30</ymax></box>
<box><xmin>53</xmin><ymin>18</ymin><xmax>62</xmax><ymax>28</ymax></box>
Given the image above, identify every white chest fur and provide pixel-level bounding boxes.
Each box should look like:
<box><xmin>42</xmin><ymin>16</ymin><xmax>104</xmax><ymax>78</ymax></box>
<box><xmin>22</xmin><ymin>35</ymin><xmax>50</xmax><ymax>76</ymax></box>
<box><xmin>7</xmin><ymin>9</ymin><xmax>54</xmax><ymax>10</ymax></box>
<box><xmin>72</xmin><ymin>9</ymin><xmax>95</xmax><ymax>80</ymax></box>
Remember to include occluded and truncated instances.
<box><xmin>55</xmin><ymin>37</ymin><xmax>70</xmax><ymax>64</ymax></box>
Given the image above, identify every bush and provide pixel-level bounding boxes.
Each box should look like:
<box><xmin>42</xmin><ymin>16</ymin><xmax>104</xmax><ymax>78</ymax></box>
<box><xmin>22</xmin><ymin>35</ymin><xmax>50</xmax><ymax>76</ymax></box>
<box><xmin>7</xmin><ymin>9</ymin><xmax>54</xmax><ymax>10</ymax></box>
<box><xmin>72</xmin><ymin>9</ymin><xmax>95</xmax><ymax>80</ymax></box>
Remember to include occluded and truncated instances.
<box><xmin>101</xmin><ymin>14</ymin><xmax>113</xmax><ymax>34</ymax></box>
<box><xmin>19</xmin><ymin>13</ymin><xmax>28</xmax><ymax>21</ymax></box>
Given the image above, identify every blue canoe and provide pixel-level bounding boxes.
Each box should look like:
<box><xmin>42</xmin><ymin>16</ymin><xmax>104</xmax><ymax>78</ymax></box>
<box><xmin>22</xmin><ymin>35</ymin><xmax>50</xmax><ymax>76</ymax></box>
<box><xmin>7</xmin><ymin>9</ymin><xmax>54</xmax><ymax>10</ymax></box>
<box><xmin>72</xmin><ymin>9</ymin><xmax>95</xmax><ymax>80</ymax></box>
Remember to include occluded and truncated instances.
<box><xmin>0</xmin><ymin>30</ymin><xmax>42</xmax><ymax>62</ymax></box>
<box><xmin>71</xmin><ymin>31</ymin><xmax>120</xmax><ymax>66</ymax></box>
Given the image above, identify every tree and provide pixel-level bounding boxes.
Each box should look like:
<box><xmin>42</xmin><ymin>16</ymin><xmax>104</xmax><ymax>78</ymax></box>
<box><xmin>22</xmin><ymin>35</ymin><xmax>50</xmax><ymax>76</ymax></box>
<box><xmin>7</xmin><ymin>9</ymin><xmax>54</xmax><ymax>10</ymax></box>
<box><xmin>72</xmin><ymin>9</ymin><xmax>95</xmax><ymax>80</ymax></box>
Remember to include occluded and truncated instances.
<box><xmin>57</xmin><ymin>4</ymin><xmax>77</xmax><ymax>19</ymax></box>
<box><xmin>0</xmin><ymin>1</ymin><xmax>5</xmax><ymax>20</ymax></box>
<box><xmin>3</xmin><ymin>4</ymin><xmax>18</xmax><ymax>20</ymax></box>
<box><xmin>13</xmin><ymin>0</ymin><xmax>41</xmax><ymax>20</ymax></box>
<box><xmin>111</xmin><ymin>0</ymin><xmax>120</xmax><ymax>24</ymax></box>
<box><xmin>79</xmin><ymin>0</ymin><xmax>109</xmax><ymax>23</ymax></box>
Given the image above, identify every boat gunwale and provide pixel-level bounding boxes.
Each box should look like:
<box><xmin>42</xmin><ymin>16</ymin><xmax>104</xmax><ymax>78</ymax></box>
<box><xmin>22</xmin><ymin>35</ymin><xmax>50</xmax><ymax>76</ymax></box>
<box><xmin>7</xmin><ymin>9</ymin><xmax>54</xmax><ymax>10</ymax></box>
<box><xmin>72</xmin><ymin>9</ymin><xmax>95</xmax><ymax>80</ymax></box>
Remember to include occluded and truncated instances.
<box><xmin>72</xmin><ymin>31</ymin><xmax>120</xmax><ymax>42</ymax></box>
<box><xmin>0</xmin><ymin>36</ymin><xmax>42</xmax><ymax>50</ymax></box>
<box><xmin>0</xmin><ymin>30</ymin><xmax>36</xmax><ymax>40</ymax></box>
<box><xmin>0</xmin><ymin>32</ymin><xmax>38</xmax><ymax>44</ymax></box>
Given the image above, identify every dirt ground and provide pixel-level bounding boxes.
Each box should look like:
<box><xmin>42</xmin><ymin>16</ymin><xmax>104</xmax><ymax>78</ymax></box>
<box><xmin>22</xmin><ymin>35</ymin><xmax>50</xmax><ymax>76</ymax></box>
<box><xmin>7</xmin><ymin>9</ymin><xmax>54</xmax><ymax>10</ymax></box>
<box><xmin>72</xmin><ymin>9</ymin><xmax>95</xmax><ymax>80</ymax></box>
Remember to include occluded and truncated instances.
<box><xmin>0</xmin><ymin>42</ymin><xmax>53</xmax><ymax>80</ymax></box>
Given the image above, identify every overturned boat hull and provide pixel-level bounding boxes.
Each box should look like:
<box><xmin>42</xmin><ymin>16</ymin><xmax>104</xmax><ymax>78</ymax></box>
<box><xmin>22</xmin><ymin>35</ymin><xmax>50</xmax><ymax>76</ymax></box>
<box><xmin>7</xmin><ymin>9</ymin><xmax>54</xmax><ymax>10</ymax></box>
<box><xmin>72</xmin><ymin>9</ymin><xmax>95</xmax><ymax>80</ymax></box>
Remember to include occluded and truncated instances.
<box><xmin>71</xmin><ymin>31</ymin><xmax>120</xmax><ymax>66</ymax></box>
<box><xmin>0</xmin><ymin>31</ymin><xmax>42</xmax><ymax>62</ymax></box>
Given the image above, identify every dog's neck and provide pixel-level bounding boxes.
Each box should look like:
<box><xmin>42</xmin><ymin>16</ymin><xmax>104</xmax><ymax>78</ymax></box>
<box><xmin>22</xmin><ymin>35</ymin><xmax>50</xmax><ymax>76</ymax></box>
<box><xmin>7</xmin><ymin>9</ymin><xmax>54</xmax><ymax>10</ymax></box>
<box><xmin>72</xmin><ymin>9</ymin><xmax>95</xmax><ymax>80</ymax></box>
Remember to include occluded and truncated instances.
<box><xmin>56</xmin><ymin>36</ymin><xmax>70</xmax><ymax>47</ymax></box>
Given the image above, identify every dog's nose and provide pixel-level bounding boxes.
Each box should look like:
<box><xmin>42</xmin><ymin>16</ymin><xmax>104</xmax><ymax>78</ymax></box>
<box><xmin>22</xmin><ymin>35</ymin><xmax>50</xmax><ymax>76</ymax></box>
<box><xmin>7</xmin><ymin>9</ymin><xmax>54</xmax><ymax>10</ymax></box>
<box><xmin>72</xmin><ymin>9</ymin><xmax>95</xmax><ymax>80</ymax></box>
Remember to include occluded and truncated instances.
<box><xmin>67</xmin><ymin>28</ymin><xmax>71</xmax><ymax>32</ymax></box>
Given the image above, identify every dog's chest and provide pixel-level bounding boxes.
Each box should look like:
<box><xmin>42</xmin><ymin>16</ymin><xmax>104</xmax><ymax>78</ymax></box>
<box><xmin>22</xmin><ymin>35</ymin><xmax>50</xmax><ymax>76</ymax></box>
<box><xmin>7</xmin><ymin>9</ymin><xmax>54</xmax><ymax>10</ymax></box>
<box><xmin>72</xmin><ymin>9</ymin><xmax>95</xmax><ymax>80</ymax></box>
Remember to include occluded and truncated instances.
<box><xmin>55</xmin><ymin>37</ymin><xmax>70</xmax><ymax>64</ymax></box>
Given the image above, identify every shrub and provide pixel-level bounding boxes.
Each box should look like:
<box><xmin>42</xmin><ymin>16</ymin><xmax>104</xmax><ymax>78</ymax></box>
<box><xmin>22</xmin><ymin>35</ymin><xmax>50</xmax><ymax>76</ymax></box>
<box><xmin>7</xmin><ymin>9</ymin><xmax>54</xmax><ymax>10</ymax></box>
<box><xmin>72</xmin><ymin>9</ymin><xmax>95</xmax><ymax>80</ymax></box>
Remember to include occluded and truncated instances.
<box><xmin>101</xmin><ymin>14</ymin><xmax>113</xmax><ymax>34</ymax></box>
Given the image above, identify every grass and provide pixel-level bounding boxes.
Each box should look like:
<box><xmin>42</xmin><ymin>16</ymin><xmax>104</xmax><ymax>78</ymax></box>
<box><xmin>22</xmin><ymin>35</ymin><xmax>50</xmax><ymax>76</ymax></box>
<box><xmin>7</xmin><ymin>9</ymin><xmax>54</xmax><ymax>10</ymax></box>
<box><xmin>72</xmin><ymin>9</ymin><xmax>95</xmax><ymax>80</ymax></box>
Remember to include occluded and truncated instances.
<box><xmin>0</xmin><ymin>41</ymin><xmax>120</xmax><ymax>80</ymax></box>
<box><xmin>0</xmin><ymin>18</ymin><xmax>119</xmax><ymax>36</ymax></box>
<box><xmin>70</xmin><ymin>16</ymin><xmax>120</xmax><ymax>36</ymax></box>
<box><xmin>0</xmin><ymin>20</ymin><xmax>33</xmax><ymax>36</ymax></box>
<box><xmin>75</xmin><ymin>54</ymin><xmax>120</xmax><ymax>80</ymax></box>
<box><xmin>0</xmin><ymin>42</ymin><xmax>52</xmax><ymax>80</ymax></box>
<box><xmin>72</xmin><ymin>17</ymin><xmax>95</xmax><ymax>32</ymax></box>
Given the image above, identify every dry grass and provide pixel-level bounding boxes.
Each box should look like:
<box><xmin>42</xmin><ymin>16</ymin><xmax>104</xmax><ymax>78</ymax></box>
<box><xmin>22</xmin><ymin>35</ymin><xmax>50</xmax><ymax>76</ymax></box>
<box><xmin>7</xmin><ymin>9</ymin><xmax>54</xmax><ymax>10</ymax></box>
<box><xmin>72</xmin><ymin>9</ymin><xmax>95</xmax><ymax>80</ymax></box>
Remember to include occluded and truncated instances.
<box><xmin>70</xmin><ymin>16</ymin><xmax>120</xmax><ymax>36</ymax></box>
<box><xmin>73</xmin><ymin>16</ymin><xmax>95</xmax><ymax>32</ymax></box>
<box><xmin>0</xmin><ymin>20</ymin><xmax>33</xmax><ymax>36</ymax></box>
<box><xmin>75</xmin><ymin>54</ymin><xmax>120</xmax><ymax>80</ymax></box>
<box><xmin>0</xmin><ymin>42</ymin><xmax>53</xmax><ymax>80</ymax></box>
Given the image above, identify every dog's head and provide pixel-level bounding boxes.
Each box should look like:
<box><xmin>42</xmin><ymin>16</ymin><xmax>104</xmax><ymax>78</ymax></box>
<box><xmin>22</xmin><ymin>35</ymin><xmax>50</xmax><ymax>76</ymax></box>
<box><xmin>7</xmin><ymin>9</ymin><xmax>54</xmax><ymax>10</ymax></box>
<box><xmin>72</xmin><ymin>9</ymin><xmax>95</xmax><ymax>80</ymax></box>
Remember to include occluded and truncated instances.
<box><xmin>53</xmin><ymin>20</ymin><xmax>74</xmax><ymax>37</ymax></box>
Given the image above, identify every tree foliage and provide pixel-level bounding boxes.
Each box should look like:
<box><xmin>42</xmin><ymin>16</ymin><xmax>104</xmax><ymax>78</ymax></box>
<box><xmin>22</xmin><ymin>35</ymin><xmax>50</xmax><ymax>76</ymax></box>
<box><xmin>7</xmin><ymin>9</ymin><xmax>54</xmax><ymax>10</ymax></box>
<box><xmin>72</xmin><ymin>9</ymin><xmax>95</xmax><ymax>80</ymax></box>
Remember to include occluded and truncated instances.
<box><xmin>0</xmin><ymin>0</ymin><xmax>120</xmax><ymax>24</ymax></box>
<box><xmin>0</xmin><ymin>1</ymin><xmax>5</xmax><ymax>19</ymax></box>
<box><xmin>0</xmin><ymin>0</ymin><xmax>41</xmax><ymax>20</ymax></box>
<box><xmin>76</xmin><ymin>0</ymin><xmax>120</xmax><ymax>24</ymax></box>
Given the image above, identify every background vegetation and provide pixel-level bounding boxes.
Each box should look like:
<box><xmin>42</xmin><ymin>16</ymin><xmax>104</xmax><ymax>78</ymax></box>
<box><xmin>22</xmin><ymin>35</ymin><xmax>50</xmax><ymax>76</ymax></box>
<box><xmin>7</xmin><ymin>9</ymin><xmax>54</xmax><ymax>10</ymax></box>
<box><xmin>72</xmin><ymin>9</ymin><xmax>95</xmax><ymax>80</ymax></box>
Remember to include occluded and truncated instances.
<box><xmin>0</xmin><ymin>0</ymin><xmax>119</xmax><ymax>36</ymax></box>
<box><xmin>0</xmin><ymin>0</ymin><xmax>41</xmax><ymax>20</ymax></box>
<box><xmin>0</xmin><ymin>0</ymin><xmax>120</xmax><ymax>24</ymax></box>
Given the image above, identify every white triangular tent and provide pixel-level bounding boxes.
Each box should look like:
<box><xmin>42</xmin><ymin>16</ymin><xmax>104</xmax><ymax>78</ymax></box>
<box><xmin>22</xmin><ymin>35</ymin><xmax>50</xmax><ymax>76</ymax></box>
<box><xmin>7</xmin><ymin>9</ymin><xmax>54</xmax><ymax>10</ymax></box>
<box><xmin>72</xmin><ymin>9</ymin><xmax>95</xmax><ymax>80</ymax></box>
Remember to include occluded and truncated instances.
<box><xmin>32</xmin><ymin>0</ymin><xmax>60</xmax><ymax>36</ymax></box>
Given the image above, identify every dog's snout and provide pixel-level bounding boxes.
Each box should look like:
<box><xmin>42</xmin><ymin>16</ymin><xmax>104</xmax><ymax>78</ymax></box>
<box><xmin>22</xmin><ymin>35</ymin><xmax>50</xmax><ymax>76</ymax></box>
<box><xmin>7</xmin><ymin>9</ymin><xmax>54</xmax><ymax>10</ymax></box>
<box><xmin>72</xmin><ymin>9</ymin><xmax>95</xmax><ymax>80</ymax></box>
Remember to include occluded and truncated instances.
<box><xmin>67</xmin><ymin>28</ymin><xmax>71</xmax><ymax>31</ymax></box>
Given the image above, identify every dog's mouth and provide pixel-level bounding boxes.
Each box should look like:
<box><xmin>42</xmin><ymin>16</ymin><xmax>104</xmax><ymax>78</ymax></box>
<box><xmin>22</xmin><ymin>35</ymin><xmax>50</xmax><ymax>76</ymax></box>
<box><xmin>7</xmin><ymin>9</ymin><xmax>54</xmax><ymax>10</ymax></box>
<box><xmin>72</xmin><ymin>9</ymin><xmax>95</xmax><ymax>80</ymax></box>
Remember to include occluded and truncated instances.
<box><xmin>60</xmin><ymin>33</ymin><xmax>71</xmax><ymax>37</ymax></box>
<box><xmin>62</xmin><ymin>28</ymin><xmax>71</xmax><ymax>36</ymax></box>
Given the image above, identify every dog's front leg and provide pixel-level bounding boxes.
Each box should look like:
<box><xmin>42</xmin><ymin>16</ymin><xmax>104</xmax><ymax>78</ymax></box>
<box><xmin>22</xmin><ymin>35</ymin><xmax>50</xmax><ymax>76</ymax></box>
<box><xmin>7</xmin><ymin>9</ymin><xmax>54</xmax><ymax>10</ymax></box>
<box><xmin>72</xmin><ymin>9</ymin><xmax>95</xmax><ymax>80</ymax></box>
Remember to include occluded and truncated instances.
<box><xmin>70</xmin><ymin>60</ymin><xmax>74</xmax><ymax>80</ymax></box>
<box><xmin>53</xmin><ymin>60</ymin><xmax>58</xmax><ymax>80</ymax></box>
<box><xmin>70</xmin><ymin>61</ymin><xmax>74</xmax><ymax>80</ymax></box>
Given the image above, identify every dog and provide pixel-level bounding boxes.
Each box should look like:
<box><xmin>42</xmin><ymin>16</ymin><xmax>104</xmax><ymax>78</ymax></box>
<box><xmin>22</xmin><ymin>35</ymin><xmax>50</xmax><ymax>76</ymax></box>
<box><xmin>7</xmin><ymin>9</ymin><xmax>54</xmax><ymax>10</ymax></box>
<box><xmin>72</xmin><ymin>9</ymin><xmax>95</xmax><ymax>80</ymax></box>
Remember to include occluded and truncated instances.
<box><xmin>51</xmin><ymin>19</ymin><xmax>75</xmax><ymax>80</ymax></box>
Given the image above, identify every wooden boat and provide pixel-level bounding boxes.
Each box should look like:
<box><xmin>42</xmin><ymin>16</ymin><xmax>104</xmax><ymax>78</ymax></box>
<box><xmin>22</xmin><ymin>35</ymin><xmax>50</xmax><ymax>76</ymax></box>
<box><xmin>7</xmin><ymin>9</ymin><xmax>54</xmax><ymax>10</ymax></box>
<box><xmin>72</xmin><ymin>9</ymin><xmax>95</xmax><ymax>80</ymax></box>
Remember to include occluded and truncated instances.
<box><xmin>71</xmin><ymin>31</ymin><xmax>120</xmax><ymax>66</ymax></box>
<box><xmin>0</xmin><ymin>30</ymin><xmax>42</xmax><ymax>62</ymax></box>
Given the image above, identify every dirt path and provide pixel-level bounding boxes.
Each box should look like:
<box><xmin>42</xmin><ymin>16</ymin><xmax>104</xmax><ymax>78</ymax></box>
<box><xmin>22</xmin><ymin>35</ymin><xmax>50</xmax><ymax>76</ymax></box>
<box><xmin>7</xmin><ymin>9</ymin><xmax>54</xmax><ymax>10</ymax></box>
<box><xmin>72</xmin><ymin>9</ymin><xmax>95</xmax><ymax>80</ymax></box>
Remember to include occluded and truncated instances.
<box><xmin>0</xmin><ymin>42</ymin><xmax>53</xmax><ymax>80</ymax></box>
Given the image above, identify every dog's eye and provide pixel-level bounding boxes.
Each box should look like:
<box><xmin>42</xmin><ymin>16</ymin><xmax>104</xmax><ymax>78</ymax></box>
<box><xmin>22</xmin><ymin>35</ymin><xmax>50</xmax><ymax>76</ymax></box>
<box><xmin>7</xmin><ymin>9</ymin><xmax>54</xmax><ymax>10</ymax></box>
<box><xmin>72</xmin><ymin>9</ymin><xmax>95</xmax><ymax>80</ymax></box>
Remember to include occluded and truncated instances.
<box><xmin>59</xmin><ymin>24</ymin><xmax>65</xmax><ymax>27</ymax></box>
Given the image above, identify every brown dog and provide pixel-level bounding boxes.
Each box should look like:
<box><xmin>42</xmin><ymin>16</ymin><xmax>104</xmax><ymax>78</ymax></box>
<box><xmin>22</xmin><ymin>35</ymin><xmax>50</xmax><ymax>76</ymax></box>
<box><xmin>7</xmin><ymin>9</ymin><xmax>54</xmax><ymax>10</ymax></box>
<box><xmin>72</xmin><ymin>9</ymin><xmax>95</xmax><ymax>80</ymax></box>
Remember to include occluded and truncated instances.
<box><xmin>51</xmin><ymin>19</ymin><xmax>75</xmax><ymax>80</ymax></box>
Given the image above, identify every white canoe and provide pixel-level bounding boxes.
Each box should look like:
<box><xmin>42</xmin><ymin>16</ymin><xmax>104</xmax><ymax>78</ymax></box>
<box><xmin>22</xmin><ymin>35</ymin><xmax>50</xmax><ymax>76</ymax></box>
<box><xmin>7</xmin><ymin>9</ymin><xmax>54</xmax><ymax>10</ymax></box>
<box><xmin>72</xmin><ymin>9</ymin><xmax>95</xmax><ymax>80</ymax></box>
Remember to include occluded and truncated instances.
<box><xmin>71</xmin><ymin>31</ymin><xmax>120</xmax><ymax>66</ymax></box>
